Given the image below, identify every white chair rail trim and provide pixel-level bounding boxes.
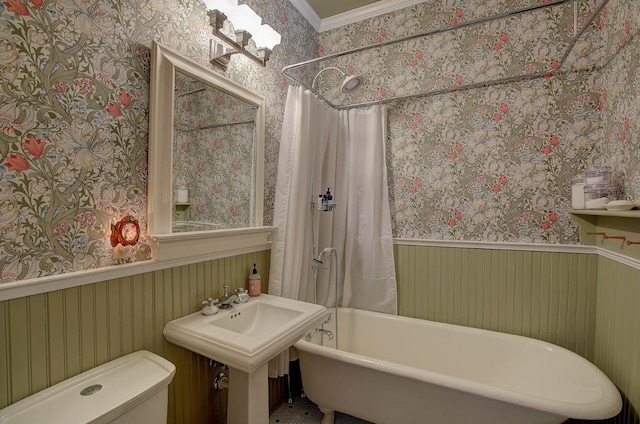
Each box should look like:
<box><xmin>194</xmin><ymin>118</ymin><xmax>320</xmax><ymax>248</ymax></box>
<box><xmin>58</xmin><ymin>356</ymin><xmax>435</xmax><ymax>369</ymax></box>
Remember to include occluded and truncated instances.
<box><xmin>393</xmin><ymin>238</ymin><xmax>595</xmax><ymax>254</ymax></box>
<box><xmin>0</xmin><ymin>232</ymin><xmax>273</xmax><ymax>302</ymax></box>
<box><xmin>394</xmin><ymin>238</ymin><xmax>640</xmax><ymax>271</ymax></box>
<box><xmin>3</xmin><ymin>237</ymin><xmax>637</xmax><ymax>302</ymax></box>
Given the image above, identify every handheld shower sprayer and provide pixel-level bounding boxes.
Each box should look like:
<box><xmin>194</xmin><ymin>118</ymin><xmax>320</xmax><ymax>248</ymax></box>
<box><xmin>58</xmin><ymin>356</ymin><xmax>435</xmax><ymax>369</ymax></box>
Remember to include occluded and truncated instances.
<box><xmin>313</xmin><ymin>247</ymin><xmax>336</xmax><ymax>265</ymax></box>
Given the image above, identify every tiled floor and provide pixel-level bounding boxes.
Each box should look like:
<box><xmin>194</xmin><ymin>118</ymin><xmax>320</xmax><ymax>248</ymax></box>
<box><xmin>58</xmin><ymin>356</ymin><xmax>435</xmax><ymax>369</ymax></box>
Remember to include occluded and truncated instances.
<box><xmin>270</xmin><ymin>395</ymin><xmax>372</xmax><ymax>424</ymax></box>
<box><xmin>270</xmin><ymin>395</ymin><xmax>638</xmax><ymax>424</ymax></box>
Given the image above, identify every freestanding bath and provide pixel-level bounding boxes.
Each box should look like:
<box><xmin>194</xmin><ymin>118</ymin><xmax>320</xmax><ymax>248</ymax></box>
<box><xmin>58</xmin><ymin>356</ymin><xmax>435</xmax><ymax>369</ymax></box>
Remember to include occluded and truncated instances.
<box><xmin>294</xmin><ymin>308</ymin><xmax>621</xmax><ymax>424</ymax></box>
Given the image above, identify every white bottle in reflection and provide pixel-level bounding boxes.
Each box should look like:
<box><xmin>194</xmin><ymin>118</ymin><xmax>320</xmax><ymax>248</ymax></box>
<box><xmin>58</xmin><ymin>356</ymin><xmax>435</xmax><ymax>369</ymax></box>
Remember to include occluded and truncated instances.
<box><xmin>175</xmin><ymin>186</ymin><xmax>188</xmax><ymax>203</ymax></box>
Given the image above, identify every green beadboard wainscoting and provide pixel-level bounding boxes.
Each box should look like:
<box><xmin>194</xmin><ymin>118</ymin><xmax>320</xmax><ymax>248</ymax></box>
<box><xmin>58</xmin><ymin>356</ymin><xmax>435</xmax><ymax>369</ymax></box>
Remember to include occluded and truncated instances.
<box><xmin>594</xmin><ymin>256</ymin><xmax>640</xmax><ymax>418</ymax></box>
<box><xmin>394</xmin><ymin>243</ymin><xmax>598</xmax><ymax>360</ymax></box>
<box><xmin>394</xmin><ymin>242</ymin><xmax>640</xmax><ymax>419</ymax></box>
<box><xmin>0</xmin><ymin>250</ymin><xmax>275</xmax><ymax>424</ymax></box>
<box><xmin>3</xmin><ymin>243</ymin><xmax>640</xmax><ymax>422</ymax></box>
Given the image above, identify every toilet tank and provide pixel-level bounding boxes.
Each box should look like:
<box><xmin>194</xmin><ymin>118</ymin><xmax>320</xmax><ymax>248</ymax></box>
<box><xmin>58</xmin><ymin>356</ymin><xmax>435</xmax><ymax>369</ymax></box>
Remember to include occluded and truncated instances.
<box><xmin>0</xmin><ymin>350</ymin><xmax>176</xmax><ymax>424</ymax></box>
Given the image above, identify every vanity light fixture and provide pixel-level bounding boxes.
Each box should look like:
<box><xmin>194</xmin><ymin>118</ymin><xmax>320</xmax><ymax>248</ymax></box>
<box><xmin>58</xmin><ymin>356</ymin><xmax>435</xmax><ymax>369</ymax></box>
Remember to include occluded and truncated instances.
<box><xmin>203</xmin><ymin>0</ymin><xmax>281</xmax><ymax>71</ymax></box>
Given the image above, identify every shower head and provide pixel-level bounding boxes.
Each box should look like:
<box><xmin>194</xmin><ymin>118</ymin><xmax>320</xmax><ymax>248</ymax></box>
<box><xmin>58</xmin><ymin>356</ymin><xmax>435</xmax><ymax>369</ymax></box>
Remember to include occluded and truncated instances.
<box><xmin>313</xmin><ymin>247</ymin><xmax>337</xmax><ymax>265</ymax></box>
<box><xmin>311</xmin><ymin>67</ymin><xmax>363</xmax><ymax>93</ymax></box>
<box><xmin>340</xmin><ymin>75</ymin><xmax>362</xmax><ymax>93</ymax></box>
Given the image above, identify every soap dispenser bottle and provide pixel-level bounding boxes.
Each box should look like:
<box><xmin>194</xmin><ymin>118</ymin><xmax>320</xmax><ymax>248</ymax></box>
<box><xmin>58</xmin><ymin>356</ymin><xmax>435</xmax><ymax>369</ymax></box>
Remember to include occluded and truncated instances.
<box><xmin>324</xmin><ymin>188</ymin><xmax>333</xmax><ymax>211</ymax></box>
<box><xmin>247</xmin><ymin>263</ymin><xmax>261</xmax><ymax>296</ymax></box>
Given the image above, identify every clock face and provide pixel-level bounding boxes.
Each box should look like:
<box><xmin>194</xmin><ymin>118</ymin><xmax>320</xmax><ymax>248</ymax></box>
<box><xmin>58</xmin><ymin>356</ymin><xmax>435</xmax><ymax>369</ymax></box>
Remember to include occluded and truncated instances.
<box><xmin>121</xmin><ymin>222</ymin><xmax>139</xmax><ymax>242</ymax></box>
<box><xmin>110</xmin><ymin>216</ymin><xmax>140</xmax><ymax>247</ymax></box>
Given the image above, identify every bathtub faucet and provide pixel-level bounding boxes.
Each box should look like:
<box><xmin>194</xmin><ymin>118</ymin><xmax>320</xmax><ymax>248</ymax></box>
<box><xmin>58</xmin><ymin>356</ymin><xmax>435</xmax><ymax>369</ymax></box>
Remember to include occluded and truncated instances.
<box><xmin>316</xmin><ymin>327</ymin><xmax>334</xmax><ymax>340</ymax></box>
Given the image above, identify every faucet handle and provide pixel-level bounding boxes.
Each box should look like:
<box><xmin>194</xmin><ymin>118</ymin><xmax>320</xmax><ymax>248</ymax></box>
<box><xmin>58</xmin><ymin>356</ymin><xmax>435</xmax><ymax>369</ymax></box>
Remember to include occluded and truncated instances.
<box><xmin>201</xmin><ymin>298</ymin><xmax>219</xmax><ymax>316</ymax></box>
<box><xmin>202</xmin><ymin>297</ymin><xmax>218</xmax><ymax>306</ymax></box>
<box><xmin>233</xmin><ymin>287</ymin><xmax>247</xmax><ymax>294</ymax></box>
<box><xmin>223</xmin><ymin>284</ymin><xmax>230</xmax><ymax>296</ymax></box>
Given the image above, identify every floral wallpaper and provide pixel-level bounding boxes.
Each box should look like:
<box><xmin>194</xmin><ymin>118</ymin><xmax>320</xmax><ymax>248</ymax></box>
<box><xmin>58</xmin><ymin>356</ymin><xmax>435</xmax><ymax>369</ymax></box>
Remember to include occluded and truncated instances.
<box><xmin>0</xmin><ymin>0</ymin><xmax>637</xmax><ymax>283</ymax></box>
<box><xmin>173</xmin><ymin>76</ymin><xmax>257</xmax><ymax>229</ymax></box>
<box><xmin>0</xmin><ymin>0</ymin><xmax>156</xmax><ymax>281</ymax></box>
<box><xmin>314</xmin><ymin>0</ymin><xmax>638</xmax><ymax>243</ymax></box>
<box><xmin>0</xmin><ymin>0</ymin><xmax>316</xmax><ymax>282</ymax></box>
<box><xmin>598</xmin><ymin>0</ymin><xmax>640</xmax><ymax>200</ymax></box>
<box><xmin>313</xmin><ymin>1</ymin><xmax>593</xmax><ymax>105</ymax></box>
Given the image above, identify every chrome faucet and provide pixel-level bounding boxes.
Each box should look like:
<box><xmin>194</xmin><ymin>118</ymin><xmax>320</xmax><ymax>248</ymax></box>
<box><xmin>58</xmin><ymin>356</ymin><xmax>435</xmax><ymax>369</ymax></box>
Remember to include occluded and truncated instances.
<box><xmin>229</xmin><ymin>288</ymin><xmax>249</xmax><ymax>304</ymax></box>
<box><xmin>219</xmin><ymin>285</ymin><xmax>249</xmax><ymax>308</ymax></box>
<box><xmin>218</xmin><ymin>284</ymin><xmax>232</xmax><ymax>308</ymax></box>
<box><xmin>317</xmin><ymin>327</ymin><xmax>334</xmax><ymax>340</ymax></box>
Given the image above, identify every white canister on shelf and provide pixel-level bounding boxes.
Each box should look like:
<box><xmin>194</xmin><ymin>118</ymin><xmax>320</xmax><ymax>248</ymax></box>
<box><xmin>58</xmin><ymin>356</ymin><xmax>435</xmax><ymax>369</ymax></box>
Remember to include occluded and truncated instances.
<box><xmin>584</xmin><ymin>184</ymin><xmax>619</xmax><ymax>209</ymax></box>
<box><xmin>570</xmin><ymin>175</ymin><xmax>586</xmax><ymax>209</ymax></box>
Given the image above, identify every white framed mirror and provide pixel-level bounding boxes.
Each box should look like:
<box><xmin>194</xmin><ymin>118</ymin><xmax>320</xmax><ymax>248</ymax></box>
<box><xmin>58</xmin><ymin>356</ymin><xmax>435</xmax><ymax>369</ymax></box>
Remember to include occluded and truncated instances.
<box><xmin>146</xmin><ymin>42</ymin><xmax>273</xmax><ymax>262</ymax></box>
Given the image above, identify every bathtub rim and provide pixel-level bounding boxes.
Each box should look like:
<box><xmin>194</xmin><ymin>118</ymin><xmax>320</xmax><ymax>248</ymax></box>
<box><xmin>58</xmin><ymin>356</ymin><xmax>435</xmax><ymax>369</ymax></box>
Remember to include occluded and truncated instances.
<box><xmin>294</xmin><ymin>307</ymin><xmax>622</xmax><ymax>421</ymax></box>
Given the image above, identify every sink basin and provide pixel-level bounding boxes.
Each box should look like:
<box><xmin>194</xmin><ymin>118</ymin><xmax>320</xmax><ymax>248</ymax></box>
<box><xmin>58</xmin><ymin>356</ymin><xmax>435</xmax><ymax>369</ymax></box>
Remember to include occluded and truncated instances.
<box><xmin>163</xmin><ymin>294</ymin><xmax>327</xmax><ymax>373</ymax></box>
<box><xmin>212</xmin><ymin>301</ymin><xmax>303</xmax><ymax>336</ymax></box>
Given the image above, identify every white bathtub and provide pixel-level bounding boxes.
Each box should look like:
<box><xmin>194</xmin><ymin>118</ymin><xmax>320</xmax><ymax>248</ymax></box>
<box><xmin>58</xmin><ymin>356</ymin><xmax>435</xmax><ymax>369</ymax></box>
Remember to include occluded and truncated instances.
<box><xmin>294</xmin><ymin>308</ymin><xmax>621</xmax><ymax>424</ymax></box>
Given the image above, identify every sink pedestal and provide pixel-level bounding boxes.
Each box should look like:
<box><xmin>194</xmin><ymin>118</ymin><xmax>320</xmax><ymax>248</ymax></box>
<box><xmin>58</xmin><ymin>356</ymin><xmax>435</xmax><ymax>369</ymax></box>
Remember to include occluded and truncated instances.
<box><xmin>162</xmin><ymin>294</ymin><xmax>328</xmax><ymax>422</ymax></box>
<box><xmin>227</xmin><ymin>363</ymin><xmax>269</xmax><ymax>424</ymax></box>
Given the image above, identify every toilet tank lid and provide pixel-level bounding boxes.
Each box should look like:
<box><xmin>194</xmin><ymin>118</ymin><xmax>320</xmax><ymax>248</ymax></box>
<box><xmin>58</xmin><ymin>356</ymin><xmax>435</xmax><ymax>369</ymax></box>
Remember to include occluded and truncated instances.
<box><xmin>0</xmin><ymin>350</ymin><xmax>176</xmax><ymax>424</ymax></box>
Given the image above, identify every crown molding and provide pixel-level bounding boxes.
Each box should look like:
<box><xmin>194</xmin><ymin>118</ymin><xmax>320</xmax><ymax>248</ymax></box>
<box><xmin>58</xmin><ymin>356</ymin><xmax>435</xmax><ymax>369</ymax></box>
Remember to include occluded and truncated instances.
<box><xmin>290</xmin><ymin>0</ymin><xmax>427</xmax><ymax>32</ymax></box>
<box><xmin>319</xmin><ymin>0</ymin><xmax>427</xmax><ymax>32</ymax></box>
<box><xmin>289</xmin><ymin>0</ymin><xmax>322</xmax><ymax>31</ymax></box>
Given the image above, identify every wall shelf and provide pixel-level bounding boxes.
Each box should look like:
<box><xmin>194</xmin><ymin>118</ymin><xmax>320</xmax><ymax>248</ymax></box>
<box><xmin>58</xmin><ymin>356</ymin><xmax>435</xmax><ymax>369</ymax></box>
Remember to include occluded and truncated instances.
<box><xmin>569</xmin><ymin>209</ymin><xmax>640</xmax><ymax>219</ymax></box>
<box><xmin>568</xmin><ymin>209</ymin><xmax>640</xmax><ymax>260</ymax></box>
<box><xmin>174</xmin><ymin>203</ymin><xmax>192</xmax><ymax>222</ymax></box>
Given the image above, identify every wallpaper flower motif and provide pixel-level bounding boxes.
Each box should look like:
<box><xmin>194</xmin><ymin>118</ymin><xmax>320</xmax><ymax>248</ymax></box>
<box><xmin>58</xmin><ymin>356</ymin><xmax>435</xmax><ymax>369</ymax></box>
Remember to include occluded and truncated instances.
<box><xmin>172</xmin><ymin>72</ymin><xmax>259</xmax><ymax>229</ymax></box>
<box><xmin>598</xmin><ymin>0</ymin><xmax>640</xmax><ymax>201</ymax></box>
<box><xmin>0</xmin><ymin>0</ymin><xmax>638</xmax><ymax>283</ymax></box>
<box><xmin>313</xmin><ymin>0</ymin><xmax>638</xmax><ymax>243</ymax></box>
<box><xmin>175</xmin><ymin>122</ymin><xmax>255</xmax><ymax>229</ymax></box>
<box><xmin>387</xmin><ymin>72</ymin><xmax>600</xmax><ymax>242</ymax></box>
<box><xmin>0</xmin><ymin>0</ymin><xmax>316</xmax><ymax>282</ymax></box>
<box><xmin>0</xmin><ymin>0</ymin><xmax>151</xmax><ymax>281</ymax></box>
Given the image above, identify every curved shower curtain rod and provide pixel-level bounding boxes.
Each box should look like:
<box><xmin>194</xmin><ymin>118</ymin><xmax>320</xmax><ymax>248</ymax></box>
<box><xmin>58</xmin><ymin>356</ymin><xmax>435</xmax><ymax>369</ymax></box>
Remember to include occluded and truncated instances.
<box><xmin>282</xmin><ymin>0</ymin><xmax>610</xmax><ymax>110</ymax></box>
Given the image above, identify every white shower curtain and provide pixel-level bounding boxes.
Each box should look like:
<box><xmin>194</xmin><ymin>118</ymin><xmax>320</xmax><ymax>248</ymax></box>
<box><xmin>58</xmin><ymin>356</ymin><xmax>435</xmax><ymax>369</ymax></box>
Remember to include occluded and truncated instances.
<box><xmin>268</xmin><ymin>86</ymin><xmax>397</xmax><ymax>376</ymax></box>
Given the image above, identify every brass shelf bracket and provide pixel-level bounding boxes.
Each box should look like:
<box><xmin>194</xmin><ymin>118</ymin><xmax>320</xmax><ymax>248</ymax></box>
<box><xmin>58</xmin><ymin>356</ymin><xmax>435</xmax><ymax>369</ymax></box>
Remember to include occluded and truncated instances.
<box><xmin>604</xmin><ymin>234</ymin><xmax>626</xmax><ymax>241</ymax></box>
<box><xmin>587</xmin><ymin>232</ymin><xmax>627</xmax><ymax>242</ymax></box>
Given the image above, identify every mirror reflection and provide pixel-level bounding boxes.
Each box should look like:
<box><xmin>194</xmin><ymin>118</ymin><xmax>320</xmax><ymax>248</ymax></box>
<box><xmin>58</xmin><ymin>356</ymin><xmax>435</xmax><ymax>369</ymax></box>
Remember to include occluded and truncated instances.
<box><xmin>172</xmin><ymin>71</ymin><xmax>258</xmax><ymax>232</ymax></box>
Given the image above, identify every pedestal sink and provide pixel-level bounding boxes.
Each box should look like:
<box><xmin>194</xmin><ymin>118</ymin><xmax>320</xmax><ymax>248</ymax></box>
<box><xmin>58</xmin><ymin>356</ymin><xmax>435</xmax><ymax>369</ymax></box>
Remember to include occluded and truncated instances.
<box><xmin>163</xmin><ymin>294</ymin><xmax>328</xmax><ymax>423</ymax></box>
